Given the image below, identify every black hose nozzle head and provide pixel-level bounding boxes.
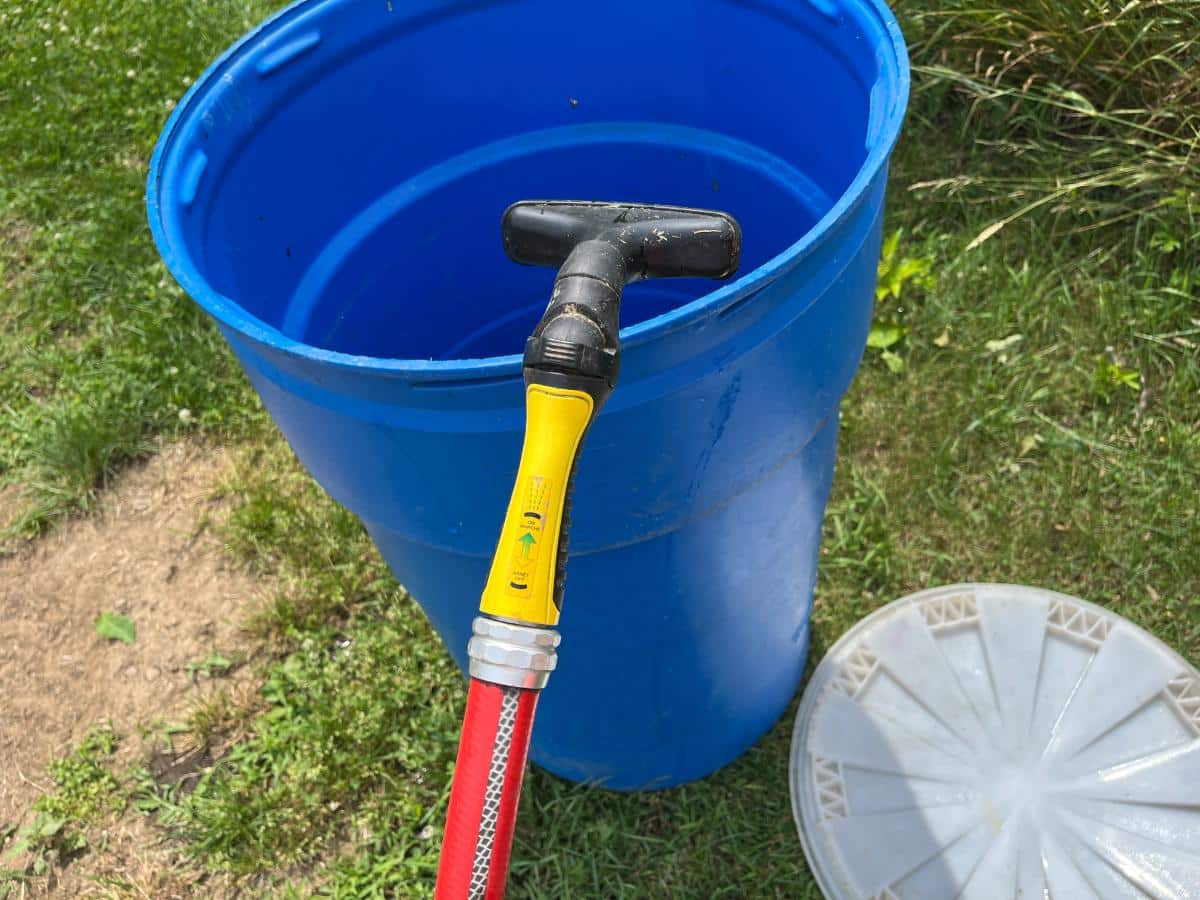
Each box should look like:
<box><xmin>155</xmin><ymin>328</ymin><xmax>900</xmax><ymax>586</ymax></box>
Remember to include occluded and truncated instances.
<box><xmin>502</xmin><ymin>201</ymin><xmax>742</xmax><ymax>395</ymax></box>
<box><xmin>503</xmin><ymin>201</ymin><xmax>741</xmax><ymax>282</ymax></box>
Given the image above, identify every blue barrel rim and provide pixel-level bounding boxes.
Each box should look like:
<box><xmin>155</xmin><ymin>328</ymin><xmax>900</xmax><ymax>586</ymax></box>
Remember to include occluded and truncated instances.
<box><xmin>146</xmin><ymin>0</ymin><xmax>909</xmax><ymax>383</ymax></box>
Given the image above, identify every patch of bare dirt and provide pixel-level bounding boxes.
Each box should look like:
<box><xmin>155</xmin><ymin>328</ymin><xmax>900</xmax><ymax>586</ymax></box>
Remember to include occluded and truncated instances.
<box><xmin>30</xmin><ymin>815</ymin><xmax>242</xmax><ymax>900</ymax></box>
<box><xmin>0</xmin><ymin>442</ymin><xmax>263</xmax><ymax>835</ymax></box>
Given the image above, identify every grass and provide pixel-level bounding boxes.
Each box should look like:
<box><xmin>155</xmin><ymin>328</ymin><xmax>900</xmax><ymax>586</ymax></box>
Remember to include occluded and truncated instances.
<box><xmin>35</xmin><ymin>726</ymin><xmax>125</xmax><ymax>828</ymax></box>
<box><xmin>214</xmin><ymin>444</ymin><xmax>402</xmax><ymax>648</ymax></box>
<box><xmin>2</xmin><ymin>0</ymin><xmax>1198</xmax><ymax>897</ymax></box>
<box><xmin>0</xmin><ymin>0</ymin><xmax>279</xmax><ymax>539</ymax></box>
<box><xmin>899</xmin><ymin>0</ymin><xmax>1200</xmax><ymax>251</ymax></box>
<box><xmin>161</xmin><ymin>603</ymin><xmax>461</xmax><ymax>890</ymax></box>
<box><xmin>1</xmin><ymin>726</ymin><xmax>124</xmax><ymax>891</ymax></box>
<box><xmin>146</xmin><ymin>447</ymin><xmax>463</xmax><ymax>893</ymax></box>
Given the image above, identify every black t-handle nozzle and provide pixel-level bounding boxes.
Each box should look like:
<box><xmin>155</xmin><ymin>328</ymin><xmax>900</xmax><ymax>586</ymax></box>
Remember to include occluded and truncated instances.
<box><xmin>503</xmin><ymin>200</ymin><xmax>741</xmax><ymax>403</ymax></box>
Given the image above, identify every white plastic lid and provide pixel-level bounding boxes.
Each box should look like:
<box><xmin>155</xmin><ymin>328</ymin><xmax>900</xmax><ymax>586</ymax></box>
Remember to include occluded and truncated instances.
<box><xmin>790</xmin><ymin>583</ymin><xmax>1200</xmax><ymax>899</ymax></box>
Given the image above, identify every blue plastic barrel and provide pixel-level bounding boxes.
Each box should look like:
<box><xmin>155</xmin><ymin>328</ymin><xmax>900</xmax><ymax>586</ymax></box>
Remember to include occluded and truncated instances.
<box><xmin>148</xmin><ymin>0</ymin><xmax>908</xmax><ymax>790</ymax></box>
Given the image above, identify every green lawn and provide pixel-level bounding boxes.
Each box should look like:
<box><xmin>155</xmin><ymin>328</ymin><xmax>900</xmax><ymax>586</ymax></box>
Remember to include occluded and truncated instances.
<box><xmin>2</xmin><ymin>1</ymin><xmax>1197</xmax><ymax>897</ymax></box>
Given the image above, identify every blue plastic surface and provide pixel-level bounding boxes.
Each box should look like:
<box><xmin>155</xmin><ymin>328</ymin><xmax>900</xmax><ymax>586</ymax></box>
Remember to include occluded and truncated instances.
<box><xmin>148</xmin><ymin>0</ymin><xmax>908</xmax><ymax>790</ymax></box>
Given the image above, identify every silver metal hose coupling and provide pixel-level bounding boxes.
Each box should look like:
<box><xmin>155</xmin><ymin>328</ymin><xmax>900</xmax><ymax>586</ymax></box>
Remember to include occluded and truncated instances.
<box><xmin>467</xmin><ymin>616</ymin><xmax>561</xmax><ymax>690</ymax></box>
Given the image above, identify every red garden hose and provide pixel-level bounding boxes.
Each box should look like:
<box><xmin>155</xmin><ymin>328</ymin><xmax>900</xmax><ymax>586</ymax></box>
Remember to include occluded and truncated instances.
<box><xmin>435</xmin><ymin>680</ymin><xmax>538</xmax><ymax>899</ymax></box>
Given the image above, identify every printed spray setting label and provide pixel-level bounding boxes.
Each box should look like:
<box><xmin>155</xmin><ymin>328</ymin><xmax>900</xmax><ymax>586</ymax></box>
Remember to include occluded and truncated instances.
<box><xmin>507</xmin><ymin>475</ymin><xmax>550</xmax><ymax>597</ymax></box>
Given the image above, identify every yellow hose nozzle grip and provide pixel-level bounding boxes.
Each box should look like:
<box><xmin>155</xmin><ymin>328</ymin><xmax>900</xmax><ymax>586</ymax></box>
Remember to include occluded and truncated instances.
<box><xmin>479</xmin><ymin>384</ymin><xmax>594</xmax><ymax>627</ymax></box>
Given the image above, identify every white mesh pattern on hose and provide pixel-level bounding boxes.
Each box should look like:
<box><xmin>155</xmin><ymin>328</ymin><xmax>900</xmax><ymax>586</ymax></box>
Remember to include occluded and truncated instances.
<box><xmin>469</xmin><ymin>686</ymin><xmax>520</xmax><ymax>899</ymax></box>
